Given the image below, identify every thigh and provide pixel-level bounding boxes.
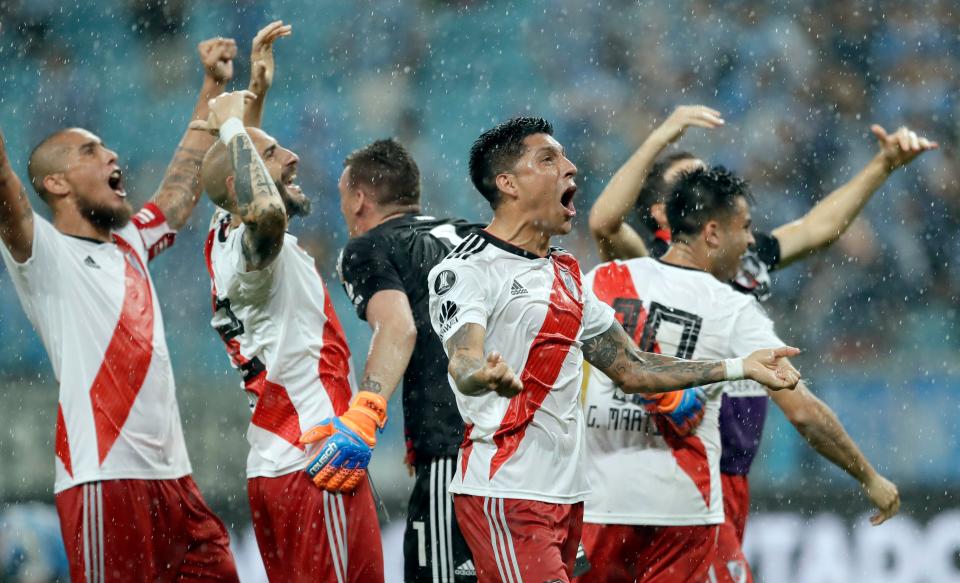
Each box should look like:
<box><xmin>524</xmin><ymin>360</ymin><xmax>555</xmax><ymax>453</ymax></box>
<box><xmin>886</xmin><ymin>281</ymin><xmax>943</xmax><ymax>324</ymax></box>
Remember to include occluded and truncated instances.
<box><xmin>710</xmin><ymin>520</ymin><xmax>754</xmax><ymax>583</ymax></box>
<box><xmin>640</xmin><ymin>524</ymin><xmax>718</xmax><ymax>583</ymax></box>
<box><xmin>721</xmin><ymin>473</ymin><xmax>750</xmax><ymax>543</ymax></box>
<box><xmin>405</xmin><ymin>458</ymin><xmax>476</xmax><ymax>583</ymax></box>
<box><xmin>172</xmin><ymin>476</ymin><xmax>238</xmax><ymax>583</ymax></box>
<box><xmin>454</xmin><ymin>495</ymin><xmax>576</xmax><ymax>583</ymax></box>
<box><xmin>248</xmin><ymin>472</ymin><xmax>382</xmax><ymax>583</ymax></box>
<box><xmin>576</xmin><ymin>522</ymin><xmax>647</xmax><ymax>583</ymax></box>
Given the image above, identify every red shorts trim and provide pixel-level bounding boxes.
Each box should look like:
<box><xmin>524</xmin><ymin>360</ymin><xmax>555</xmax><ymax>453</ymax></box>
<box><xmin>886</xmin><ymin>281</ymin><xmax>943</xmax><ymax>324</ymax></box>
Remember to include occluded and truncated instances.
<box><xmin>577</xmin><ymin>522</ymin><xmax>718</xmax><ymax>583</ymax></box>
<box><xmin>454</xmin><ymin>494</ymin><xmax>583</xmax><ymax>583</ymax></box>
<box><xmin>247</xmin><ymin>473</ymin><xmax>383</xmax><ymax>583</ymax></box>
<box><xmin>55</xmin><ymin>476</ymin><xmax>238</xmax><ymax>583</ymax></box>
<box><xmin>721</xmin><ymin>473</ymin><xmax>750</xmax><ymax>542</ymax></box>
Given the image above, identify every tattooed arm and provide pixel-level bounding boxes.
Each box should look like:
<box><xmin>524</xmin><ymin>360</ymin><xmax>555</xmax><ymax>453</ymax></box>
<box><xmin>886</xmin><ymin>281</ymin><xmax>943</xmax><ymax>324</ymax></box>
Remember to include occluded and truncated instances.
<box><xmin>446</xmin><ymin>324</ymin><xmax>523</xmax><ymax>398</ymax></box>
<box><xmin>582</xmin><ymin>320</ymin><xmax>802</xmax><ymax>393</ymax></box>
<box><xmin>0</xmin><ymin>128</ymin><xmax>33</xmax><ymax>262</ymax></box>
<box><xmin>150</xmin><ymin>37</ymin><xmax>236</xmax><ymax>230</ymax></box>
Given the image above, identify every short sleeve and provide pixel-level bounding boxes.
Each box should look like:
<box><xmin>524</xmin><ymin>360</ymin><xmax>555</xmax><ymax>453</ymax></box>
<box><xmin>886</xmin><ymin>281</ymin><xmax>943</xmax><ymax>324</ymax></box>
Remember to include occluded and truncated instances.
<box><xmin>131</xmin><ymin>202</ymin><xmax>176</xmax><ymax>261</ymax></box>
<box><xmin>752</xmin><ymin>231</ymin><xmax>781</xmax><ymax>271</ymax></box>
<box><xmin>0</xmin><ymin>212</ymin><xmax>63</xmax><ymax>297</ymax></box>
<box><xmin>579</xmin><ymin>282</ymin><xmax>616</xmax><ymax>341</ymax></box>
<box><xmin>728</xmin><ymin>299</ymin><xmax>785</xmax><ymax>356</ymax></box>
<box><xmin>428</xmin><ymin>260</ymin><xmax>491</xmax><ymax>346</ymax></box>
<box><xmin>338</xmin><ymin>235</ymin><xmax>405</xmax><ymax>320</ymax></box>
<box><xmin>211</xmin><ymin>222</ymin><xmax>277</xmax><ymax>303</ymax></box>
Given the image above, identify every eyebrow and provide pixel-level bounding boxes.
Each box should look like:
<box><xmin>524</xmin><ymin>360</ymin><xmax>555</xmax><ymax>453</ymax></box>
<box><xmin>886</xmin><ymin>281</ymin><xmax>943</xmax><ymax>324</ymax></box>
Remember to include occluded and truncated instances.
<box><xmin>536</xmin><ymin>144</ymin><xmax>564</xmax><ymax>157</ymax></box>
<box><xmin>79</xmin><ymin>141</ymin><xmax>99</xmax><ymax>153</ymax></box>
<box><xmin>264</xmin><ymin>143</ymin><xmax>277</xmax><ymax>156</ymax></box>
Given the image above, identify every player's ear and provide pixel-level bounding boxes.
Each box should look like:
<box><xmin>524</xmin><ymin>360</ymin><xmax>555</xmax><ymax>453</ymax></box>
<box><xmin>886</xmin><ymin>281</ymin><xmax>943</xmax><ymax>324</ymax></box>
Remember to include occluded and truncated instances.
<box><xmin>42</xmin><ymin>173</ymin><xmax>70</xmax><ymax>198</ymax></box>
<box><xmin>650</xmin><ymin>202</ymin><xmax>669</xmax><ymax>230</ymax></box>
<box><xmin>495</xmin><ymin>172</ymin><xmax>519</xmax><ymax>201</ymax></box>
<box><xmin>703</xmin><ymin>220</ymin><xmax>721</xmax><ymax>248</ymax></box>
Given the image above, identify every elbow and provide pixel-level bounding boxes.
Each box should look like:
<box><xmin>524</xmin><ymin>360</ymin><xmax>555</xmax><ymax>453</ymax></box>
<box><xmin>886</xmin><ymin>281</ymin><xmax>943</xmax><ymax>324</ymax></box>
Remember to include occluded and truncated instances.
<box><xmin>588</xmin><ymin>207</ymin><xmax>616</xmax><ymax>239</ymax></box>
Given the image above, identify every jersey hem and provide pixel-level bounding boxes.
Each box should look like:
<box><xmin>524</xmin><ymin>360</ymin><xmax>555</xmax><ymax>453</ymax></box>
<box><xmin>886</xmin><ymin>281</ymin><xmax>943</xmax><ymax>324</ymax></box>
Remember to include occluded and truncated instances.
<box><xmin>449</xmin><ymin>484</ymin><xmax>590</xmax><ymax>504</ymax></box>
<box><xmin>583</xmin><ymin>512</ymin><xmax>724</xmax><ymax>526</ymax></box>
<box><xmin>54</xmin><ymin>467</ymin><xmax>192</xmax><ymax>494</ymax></box>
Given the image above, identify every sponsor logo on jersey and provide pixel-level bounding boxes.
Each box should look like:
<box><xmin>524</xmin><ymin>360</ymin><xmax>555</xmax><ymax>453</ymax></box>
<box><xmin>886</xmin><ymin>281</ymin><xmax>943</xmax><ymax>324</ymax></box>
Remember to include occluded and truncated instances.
<box><xmin>454</xmin><ymin>560</ymin><xmax>476</xmax><ymax>576</ymax></box>
<box><xmin>84</xmin><ymin>256</ymin><xmax>100</xmax><ymax>269</ymax></box>
<box><xmin>510</xmin><ymin>280</ymin><xmax>528</xmax><ymax>295</ymax></box>
<box><xmin>434</xmin><ymin>270</ymin><xmax>457</xmax><ymax>296</ymax></box>
<box><xmin>439</xmin><ymin>301</ymin><xmax>459</xmax><ymax>323</ymax></box>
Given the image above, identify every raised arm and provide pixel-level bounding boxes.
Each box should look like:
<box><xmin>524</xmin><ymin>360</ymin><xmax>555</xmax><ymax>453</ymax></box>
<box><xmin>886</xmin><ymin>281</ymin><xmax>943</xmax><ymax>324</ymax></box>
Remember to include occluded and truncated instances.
<box><xmin>582</xmin><ymin>320</ymin><xmax>801</xmax><ymax>394</ymax></box>
<box><xmin>149</xmin><ymin>37</ymin><xmax>236</xmax><ymax>230</ymax></box>
<box><xmin>770</xmin><ymin>379</ymin><xmax>900</xmax><ymax>525</ymax></box>
<box><xmin>0</xmin><ymin>129</ymin><xmax>33</xmax><ymax>262</ymax></box>
<box><xmin>589</xmin><ymin>105</ymin><xmax>724</xmax><ymax>261</ymax></box>
<box><xmin>772</xmin><ymin>124</ymin><xmax>938</xmax><ymax>267</ymax></box>
<box><xmin>356</xmin><ymin>290</ymin><xmax>418</xmax><ymax>400</ymax></box>
<box><xmin>446</xmin><ymin>324</ymin><xmax>524</xmax><ymax>398</ymax></box>
<box><xmin>194</xmin><ymin>91</ymin><xmax>287</xmax><ymax>270</ymax></box>
<box><xmin>244</xmin><ymin>21</ymin><xmax>292</xmax><ymax>128</ymax></box>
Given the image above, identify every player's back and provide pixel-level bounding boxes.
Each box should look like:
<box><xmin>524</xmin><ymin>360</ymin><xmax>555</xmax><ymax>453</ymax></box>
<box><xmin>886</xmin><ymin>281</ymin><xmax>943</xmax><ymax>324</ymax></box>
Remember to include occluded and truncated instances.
<box><xmin>205</xmin><ymin>211</ymin><xmax>356</xmax><ymax>478</ymax></box>
<box><xmin>582</xmin><ymin>257</ymin><xmax>777</xmax><ymax>525</ymax></box>
<box><xmin>0</xmin><ymin>206</ymin><xmax>190</xmax><ymax>493</ymax></box>
<box><xmin>338</xmin><ymin>213</ymin><xmax>480</xmax><ymax>458</ymax></box>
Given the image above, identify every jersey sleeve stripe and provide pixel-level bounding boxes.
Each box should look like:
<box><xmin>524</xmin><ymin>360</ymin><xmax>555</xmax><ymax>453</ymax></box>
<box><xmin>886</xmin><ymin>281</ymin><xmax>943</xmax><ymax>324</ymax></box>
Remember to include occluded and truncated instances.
<box><xmin>132</xmin><ymin>202</ymin><xmax>176</xmax><ymax>261</ymax></box>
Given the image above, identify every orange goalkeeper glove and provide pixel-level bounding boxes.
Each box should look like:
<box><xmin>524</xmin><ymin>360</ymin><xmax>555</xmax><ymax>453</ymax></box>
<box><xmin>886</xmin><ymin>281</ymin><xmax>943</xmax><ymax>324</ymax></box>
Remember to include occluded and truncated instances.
<box><xmin>300</xmin><ymin>391</ymin><xmax>388</xmax><ymax>492</ymax></box>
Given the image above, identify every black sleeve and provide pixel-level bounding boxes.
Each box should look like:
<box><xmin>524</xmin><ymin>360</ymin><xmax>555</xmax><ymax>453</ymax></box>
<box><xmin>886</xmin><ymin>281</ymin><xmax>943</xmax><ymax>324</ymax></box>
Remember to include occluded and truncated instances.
<box><xmin>752</xmin><ymin>231</ymin><xmax>782</xmax><ymax>272</ymax></box>
<box><xmin>338</xmin><ymin>235</ymin><xmax>406</xmax><ymax>320</ymax></box>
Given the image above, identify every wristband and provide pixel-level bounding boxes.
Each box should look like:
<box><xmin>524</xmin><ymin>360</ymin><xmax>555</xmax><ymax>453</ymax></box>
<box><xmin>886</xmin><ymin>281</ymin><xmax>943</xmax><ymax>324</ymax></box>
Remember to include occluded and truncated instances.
<box><xmin>219</xmin><ymin>117</ymin><xmax>246</xmax><ymax>144</ymax></box>
<box><xmin>723</xmin><ymin>358</ymin><xmax>745</xmax><ymax>381</ymax></box>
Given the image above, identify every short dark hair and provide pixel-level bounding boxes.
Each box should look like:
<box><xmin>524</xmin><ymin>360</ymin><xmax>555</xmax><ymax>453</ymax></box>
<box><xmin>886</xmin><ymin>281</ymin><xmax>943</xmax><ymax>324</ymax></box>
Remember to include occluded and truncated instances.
<box><xmin>469</xmin><ymin>117</ymin><xmax>553</xmax><ymax>208</ymax></box>
<box><xmin>636</xmin><ymin>151</ymin><xmax>698</xmax><ymax>232</ymax></box>
<box><xmin>344</xmin><ymin>138</ymin><xmax>420</xmax><ymax>206</ymax></box>
<box><xmin>667</xmin><ymin>165</ymin><xmax>753</xmax><ymax>241</ymax></box>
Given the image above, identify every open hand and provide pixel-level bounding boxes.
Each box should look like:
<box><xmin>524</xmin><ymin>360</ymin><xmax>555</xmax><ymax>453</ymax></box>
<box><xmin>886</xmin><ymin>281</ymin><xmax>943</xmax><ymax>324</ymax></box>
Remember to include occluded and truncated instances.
<box><xmin>188</xmin><ymin>90</ymin><xmax>257</xmax><ymax>135</ymax></box>
<box><xmin>199</xmin><ymin>37</ymin><xmax>238</xmax><ymax>84</ymax></box>
<box><xmin>744</xmin><ymin>347</ymin><xmax>801</xmax><ymax>390</ymax></box>
<box><xmin>476</xmin><ymin>352</ymin><xmax>523</xmax><ymax>398</ymax></box>
<box><xmin>862</xmin><ymin>472</ymin><xmax>901</xmax><ymax>525</ymax></box>
<box><xmin>871</xmin><ymin>124</ymin><xmax>938</xmax><ymax>171</ymax></box>
<box><xmin>250</xmin><ymin>21</ymin><xmax>292</xmax><ymax>95</ymax></box>
<box><xmin>653</xmin><ymin>105</ymin><xmax>725</xmax><ymax>145</ymax></box>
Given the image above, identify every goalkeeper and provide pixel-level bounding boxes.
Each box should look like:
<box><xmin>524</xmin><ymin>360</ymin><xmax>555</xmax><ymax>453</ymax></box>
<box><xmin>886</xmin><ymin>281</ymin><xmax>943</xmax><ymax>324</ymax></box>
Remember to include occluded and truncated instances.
<box><xmin>196</xmin><ymin>22</ymin><xmax>383</xmax><ymax>582</ymax></box>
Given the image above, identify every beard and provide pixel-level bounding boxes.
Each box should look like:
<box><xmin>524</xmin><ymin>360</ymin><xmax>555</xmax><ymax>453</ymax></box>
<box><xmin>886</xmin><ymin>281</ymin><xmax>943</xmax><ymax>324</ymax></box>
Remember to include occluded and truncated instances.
<box><xmin>277</xmin><ymin>180</ymin><xmax>312</xmax><ymax>218</ymax></box>
<box><xmin>76</xmin><ymin>196</ymin><xmax>133</xmax><ymax>231</ymax></box>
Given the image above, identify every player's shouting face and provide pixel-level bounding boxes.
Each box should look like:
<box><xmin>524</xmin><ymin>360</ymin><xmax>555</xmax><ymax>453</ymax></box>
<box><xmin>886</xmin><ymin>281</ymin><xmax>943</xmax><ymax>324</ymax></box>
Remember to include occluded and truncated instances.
<box><xmin>246</xmin><ymin>127</ymin><xmax>311</xmax><ymax>217</ymax></box>
<box><xmin>30</xmin><ymin>128</ymin><xmax>133</xmax><ymax>229</ymax></box>
<box><xmin>508</xmin><ymin>133</ymin><xmax>579</xmax><ymax>236</ymax></box>
<box><xmin>712</xmin><ymin>195</ymin><xmax>755</xmax><ymax>280</ymax></box>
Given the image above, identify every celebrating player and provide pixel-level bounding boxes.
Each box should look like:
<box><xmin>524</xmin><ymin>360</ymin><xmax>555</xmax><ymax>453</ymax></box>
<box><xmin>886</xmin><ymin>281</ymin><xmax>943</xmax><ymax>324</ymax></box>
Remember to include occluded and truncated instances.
<box><xmin>427</xmin><ymin>117</ymin><xmax>802</xmax><ymax>583</ymax></box>
<box><xmin>579</xmin><ymin>166</ymin><xmax>901</xmax><ymax>582</ymax></box>
<box><xmin>196</xmin><ymin>24</ymin><xmax>383</xmax><ymax>583</ymax></box>
<box><xmin>336</xmin><ymin>138</ymin><xmax>481</xmax><ymax>582</ymax></box>
<box><xmin>588</xmin><ymin>106</ymin><xmax>935</xmax><ymax>547</ymax></box>
<box><xmin>0</xmin><ymin>39</ymin><xmax>240</xmax><ymax>581</ymax></box>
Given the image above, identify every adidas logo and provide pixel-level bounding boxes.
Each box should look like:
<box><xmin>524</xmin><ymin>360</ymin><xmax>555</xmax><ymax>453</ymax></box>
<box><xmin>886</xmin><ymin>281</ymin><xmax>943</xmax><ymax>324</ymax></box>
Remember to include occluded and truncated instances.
<box><xmin>510</xmin><ymin>280</ymin><xmax>528</xmax><ymax>296</ymax></box>
<box><xmin>455</xmin><ymin>559</ymin><xmax>476</xmax><ymax>576</ymax></box>
<box><xmin>84</xmin><ymin>256</ymin><xmax>100</xmax><ymax>269</ymax></box>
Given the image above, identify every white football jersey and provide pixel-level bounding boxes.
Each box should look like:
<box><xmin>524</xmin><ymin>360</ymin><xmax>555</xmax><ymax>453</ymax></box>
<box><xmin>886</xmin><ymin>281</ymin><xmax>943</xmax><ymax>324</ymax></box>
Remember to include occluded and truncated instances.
<box><xmin>205</xmin><ymin>210</ymin><xmax>358</xmax><ymax>478</ymax></box>
<box><xmin>0</xmin><ymin>206</ymin><xmax>190</xmax><ymax>493</ymax></box>
<box><xmin>428</xmin><ymin>230</ymin><xmax>615</xmax><ymax>504</ymax></box>
<box><xmin>582</xmin><ymin>258</ymin><xmax>783</xmax><ymax>525</ymax></box>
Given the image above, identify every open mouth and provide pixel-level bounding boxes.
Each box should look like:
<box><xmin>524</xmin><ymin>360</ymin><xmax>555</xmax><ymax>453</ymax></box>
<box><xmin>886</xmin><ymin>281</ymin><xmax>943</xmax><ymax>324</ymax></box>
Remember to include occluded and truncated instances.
<box><xmin>107</xmin><ymin>169</ymin><xmax>126</xmax><ymax>197</ymax></box>
<box><xmin>282</xmin><ymin>171</ymin><xmax>302</xmax><ymax>195</ymax></box>
<box><xmin>560</xmin><ymin>184</ymin><xmax>577</xmax><ymax>218</ymax></box>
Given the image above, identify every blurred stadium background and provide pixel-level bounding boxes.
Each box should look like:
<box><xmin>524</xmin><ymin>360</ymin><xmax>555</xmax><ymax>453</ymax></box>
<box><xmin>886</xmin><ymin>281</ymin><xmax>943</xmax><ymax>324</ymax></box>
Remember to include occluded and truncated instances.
<box><xmin>1</xmin><ymin>1</ymin><xmax>958</xmax><ymax>581</ymax></box>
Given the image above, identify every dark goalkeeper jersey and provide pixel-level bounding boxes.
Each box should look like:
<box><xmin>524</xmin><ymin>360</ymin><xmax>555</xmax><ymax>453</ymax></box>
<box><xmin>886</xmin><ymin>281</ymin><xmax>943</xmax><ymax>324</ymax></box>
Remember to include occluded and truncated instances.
<box><xmin>648</xmin><ymin>228</ymin><xmax>784</xmax><ymax>476</ymax></box>
<box><xmin>337</xmin><ymin>213</ymin><xmax>481</xmax><ymax>459</ymax></box>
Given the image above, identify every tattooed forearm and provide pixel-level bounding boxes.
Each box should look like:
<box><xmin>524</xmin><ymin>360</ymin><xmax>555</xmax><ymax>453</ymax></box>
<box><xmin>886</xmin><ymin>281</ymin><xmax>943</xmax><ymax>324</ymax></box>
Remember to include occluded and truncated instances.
<box><xmin>584</xmin><ymin>321</ymin><xmax>724</xmax><ymax>394</ymax></box>
<box><xmin>152</xmin><ymin>145</ymin><xmax>208</xmax><ymax>230</ymax></box>
<box><xmin>359</xmin><ymin>377</ymin><xmax>384</xmax><ymax>395</ymax></box>
<box><xmin>225</xmin><ymin>132</ymin><xmax>286</xmax><ymax>269</ymax></box>
<box><xmin>446</xmin><ymin>325</ymin><xmax>488</xmax><ymax>396</ymax></box>
<box><xmin>227</xmin><ymin>133</ymin><xmax>276</xmax><ymax>212</ymax></box>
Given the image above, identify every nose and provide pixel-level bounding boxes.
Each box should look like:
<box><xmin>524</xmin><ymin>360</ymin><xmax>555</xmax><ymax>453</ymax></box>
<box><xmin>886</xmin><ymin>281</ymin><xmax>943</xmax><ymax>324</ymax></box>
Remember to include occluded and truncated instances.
<box><xmin>562</xmin><ymin>154</ymin><xmax>577</xmax><ymax>178</ymax></box>
<box><xmin>283</xmin><ymin>146</ymin><xmax>300</xmax><ymax>166</ymax></box>
<box><xmin>747</xmin><ymin>230</ymin><xmax>756</xmax><ymax>246</ymax></box>
<box><xmin>104</xmin><ymin>146</ymin><xmax>118</xmax><ymax>164</ymax></box>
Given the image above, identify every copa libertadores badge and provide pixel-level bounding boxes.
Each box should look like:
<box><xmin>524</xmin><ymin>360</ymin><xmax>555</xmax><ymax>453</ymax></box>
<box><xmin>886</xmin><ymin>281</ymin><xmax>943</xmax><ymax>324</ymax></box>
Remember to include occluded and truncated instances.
<box><xmin>434</xmin><ymin>269</ymin><xmax>457</xmax><ymax>296</ymax></box>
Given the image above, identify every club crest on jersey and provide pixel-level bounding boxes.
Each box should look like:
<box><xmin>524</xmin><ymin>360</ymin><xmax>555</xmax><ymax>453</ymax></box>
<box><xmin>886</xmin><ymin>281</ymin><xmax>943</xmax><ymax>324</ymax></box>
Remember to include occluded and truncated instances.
<box><xmin>434</xmin><ymin>270</ymin><xmax>457</xmax><ymax>296</ymax></box>
<box><xmin>557</xmin><ymin>267</ymin><xmax>581</xmax><ymax>302</ymax></box>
